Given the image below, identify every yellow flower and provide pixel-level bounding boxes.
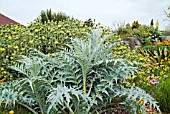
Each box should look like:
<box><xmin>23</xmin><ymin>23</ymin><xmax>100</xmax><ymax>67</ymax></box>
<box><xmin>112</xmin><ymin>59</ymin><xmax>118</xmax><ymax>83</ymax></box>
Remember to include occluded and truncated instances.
<box><xmin>10</xmin><ymin>57</ymin><xmax>14</xmax><ymax>60</ymax></box>
<box><xmin>147</xmin><ymin>70</ymin><xmax>150</xmax><ymax>73</ymax></box>
<box><xmin>126</xmin><ymin>82</ymin><xmax>130</xmax><ymax>86</ymax></box>
<box><xmin>117</xmin><ymin>44</ymin><xmax>120</xmax><ymax>46</ymax></box>
<box><xmin>0</xmin><ymin>48</ymin><xmax>5</xmax><ymax>51</ymax></box>
<box><xmin>41</xmin><ymin>36</ymin><xmax>46</xmax><ymax>40</ymax></box>
<box><xmin>139</xmin><ymin>80</ymin><xmax>143</xmax><ymax>83</ymax></box>
<box><xmin>140</xmin><ymin>71</ymin><xmax>145</xmax><ymax>75</ymax></box>
<box><xmin>139</xmin><ymin>57</ymin><xmax>144</xmax><ymax>61</ymax></box>
<box><xmin>1</xmin><ymin>67</ymin><xmax>4</xmax><ymax>71</ymax></box>
<box><xmin>153</xmin><ymin>56</ymin><xmax>157</xmax><ymax>58</ymax></box>
<box><xmin>58</xmin><ymin>24</ymin><xmax>62</xmax><ymax>28</ymax></box>
<box><xmin>29</xmin><ymin>40</ymin><xmax>34</xmax><ymax>44</ymax></box>
<box><xmin>51</xmin><ymin>53</ymin><xmax>55</xmax><ymax>57</ymax></box>
<box><xmin>8</xmin><ymin>36</ymin><xmax>12</xmax><ymax>40</ymax></box>
<box><xmin>9</xmin><ymin>110</ymin><xmax>14</xmax><ymax>114</ymax></box>
<box><xmin>34</xmin><ymin>29</ymin><xmax>39</xmax><ymax>32</ymax></box>
<box><xmin>21</xmin><ymin>48</ymin><xmax>25</xmax><ymax>51</ymax></box>
<box><xmin>160</xmin><ymin>61</ymin><xmax>163</xmax><ymax>65</ymax></box>
<box><xmin>3</xmin><ymin>71</ymin><xmax>7</xmax><ymax>74</ymax></box>
<box><xmin>138</xmin><ymin>109</ymin><xmax>141</xmax><ymax>114</ymax></box>
<box><xmin>118</xmin><ymin>38</ymin><xmax>121</xmax><ymax>41</ymax></box>
<box><xmin>147</xmin><ymin>83</ymin><xmax>151</xmax><ymax>86</ymax></box>
<box><xmin>132</xmin><ymin>83</ymin><xmax>135</xmax><ymax>86</ymax></box>
<box><xmin>14</xmin><ymin>46</ymin><xmax>19</xmax><ymax>49</ymax></box>
<box><xmin>146</xmin><ymin>77</ymin><xmax>150</xmax><ymax>81</ymax></box>
<box><xmin>66</xmin><ymin>30</ymin><xmax>70</xmax><ymax>33</ymax></box>
<box><xmin>160</xmin><ymin>65</ymin><xmax>164</xmax><ymax>67</ymax></box>
<box><xmin>132</xmin><ymin>75</ymin><xmax>137</xmax><ymax>79</ymax></box>
<box><xmin>55</xmin><ymin>41</ymin><xmax>59</xmax><ymax>44</ymax></box>
<box><xmin>160</xmin><ymin>71</ymin><xmax>165</xmax><ymax>75</ymax></box>
<box><xmin>139</xmin><ymin>98</ymin><xmax>144</xmax><ymax>105</ymax></box>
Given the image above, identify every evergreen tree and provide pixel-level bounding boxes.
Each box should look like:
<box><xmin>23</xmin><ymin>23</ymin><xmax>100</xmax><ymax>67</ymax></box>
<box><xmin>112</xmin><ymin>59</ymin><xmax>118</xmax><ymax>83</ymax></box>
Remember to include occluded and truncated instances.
<box><xmin>150</xmin><ymin>19</ymin><xmax>154</xmax><ymax>27</ymax></box>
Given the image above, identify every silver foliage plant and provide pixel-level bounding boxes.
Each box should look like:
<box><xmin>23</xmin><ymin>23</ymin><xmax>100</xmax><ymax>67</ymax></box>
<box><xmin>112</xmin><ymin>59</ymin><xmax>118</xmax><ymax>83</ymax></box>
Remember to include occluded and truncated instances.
<box><xmin>0</xmin><ymin>29</ymin><xmax>161</xmax><ymax>114</ymax></box>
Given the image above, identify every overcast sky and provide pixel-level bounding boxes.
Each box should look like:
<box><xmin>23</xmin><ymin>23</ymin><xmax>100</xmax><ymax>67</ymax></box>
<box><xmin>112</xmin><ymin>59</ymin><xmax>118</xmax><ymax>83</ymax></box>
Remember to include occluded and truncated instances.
<box><xmin>0</xmin><ymin>0</ymin><xmax>169</xmax><ymax>30</ymax></box>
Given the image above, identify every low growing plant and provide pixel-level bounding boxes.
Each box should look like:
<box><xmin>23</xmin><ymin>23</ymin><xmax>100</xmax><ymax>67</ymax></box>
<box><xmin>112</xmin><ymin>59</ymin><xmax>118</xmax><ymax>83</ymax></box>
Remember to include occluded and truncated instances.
<box><xmin>151</xmin><ymin>76</ymin><xmax>170</xmax><ymax>112</ymax></box>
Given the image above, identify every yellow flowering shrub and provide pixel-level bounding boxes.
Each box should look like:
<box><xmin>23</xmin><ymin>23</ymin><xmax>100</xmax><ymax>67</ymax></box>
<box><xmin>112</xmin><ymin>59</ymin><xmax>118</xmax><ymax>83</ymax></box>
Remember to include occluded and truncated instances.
<box><xmin>0</xmin><ymin>18</ymin><xmax>113</xmax><ymax>81</ymax></box>
<box><xmin>112</xmin><ymin>40</ymin><xmax>169</xmax><ymax>92</ymax></box>
<box><xmin>156</xmin><ymin>40</ymin><xmax>170</xmax><ymax>46</ymax></box>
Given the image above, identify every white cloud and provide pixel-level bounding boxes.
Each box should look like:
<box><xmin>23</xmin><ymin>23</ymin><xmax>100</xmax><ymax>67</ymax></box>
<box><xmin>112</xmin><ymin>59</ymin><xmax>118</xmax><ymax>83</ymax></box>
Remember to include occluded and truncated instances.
<box><xmin>0</xmin><ymin>0</ymin><xmax>169</xmax><ymax>30</ymax></box>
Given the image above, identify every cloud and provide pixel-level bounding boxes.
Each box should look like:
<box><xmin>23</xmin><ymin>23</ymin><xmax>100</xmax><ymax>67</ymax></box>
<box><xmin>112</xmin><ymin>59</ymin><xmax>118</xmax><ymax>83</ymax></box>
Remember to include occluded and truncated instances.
<box><xmin>0</xmin><ymin>0</ymin><xmax>169</xmax><ymax>29</ymax></box>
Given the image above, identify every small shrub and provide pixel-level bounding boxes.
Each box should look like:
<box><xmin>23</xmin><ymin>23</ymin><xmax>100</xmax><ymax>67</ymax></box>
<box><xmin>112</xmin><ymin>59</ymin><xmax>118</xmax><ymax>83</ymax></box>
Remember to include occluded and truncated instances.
<box><xmin>152</xmin><ymin>76</ymin><xmax>170</xmax><ymax>112</ymax></box>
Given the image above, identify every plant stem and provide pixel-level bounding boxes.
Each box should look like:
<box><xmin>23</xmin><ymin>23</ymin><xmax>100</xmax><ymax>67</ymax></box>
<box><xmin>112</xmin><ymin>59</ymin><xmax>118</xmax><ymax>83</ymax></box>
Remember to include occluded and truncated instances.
<box><xmin>82</xmin><ymin>66</ymin><xmax>87</xmax><ymax>94</ymax></box>
<box><xmin>64</xmin><ymin>100</ymin><xmax>74</xmax><ymax>114</ymax></box>
<box><xmin>35</xmin><ymin>90</ymin><xmax>44</xmax><ymax>114</ymax></box>
<box><xmin>17</xmin><ymin>102</ymin><xmax>38</xmax><ymax>114</ymax></box>
<box><xmin>32</xmin><ymin>84</ymin><xmax>45</xmax><ymax>114</ymax></box>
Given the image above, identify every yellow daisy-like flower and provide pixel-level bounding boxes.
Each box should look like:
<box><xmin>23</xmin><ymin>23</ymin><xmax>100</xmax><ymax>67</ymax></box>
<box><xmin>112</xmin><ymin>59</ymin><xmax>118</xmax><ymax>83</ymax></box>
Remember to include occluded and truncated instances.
<box><xmin>14</xmin><ymin>46</ymin><xmax>19</xmax><ymax>49</ymax></box>
<box><xmin>3</xmin><ymin>71</ymin><xmax>7</xmax><ymax>74</ymax></box>
<box><xmin>58</xmin><ymin>24</ymin><xmax>62</xmax><ymax>28</ymax></box>
<box><xmin>55</xmin><ymin>41</ymin><xmax>59</xmax><ymax>44</ymax></box>
<box><xmin>9</xmin><ymin>110</ymin><xmax>14</xmax><ymax>114</ymax></box>
<box><xmin>147</xmin><ymin>83</ymin><xmax>151</xmax><ymax>86</ymax></box>
<box><xmin>139</xmin><ymin>80</ymin><xmax>143</xmax><ymax>83</ymax></box>
<box><xmin>29</xmin><ymin>40</ymin><xmax>34</xmax><ymax>44</ymax></box>
<box><xmin>8</xmin><ymin>36</ymin><xmax>12</xmax><ymax>40</ymax></box>
<box><xmin>126</xmin><ymin>82</ymin><xmax>130</xmax><ymax>86</ymax></box>
<box><xmin>41</xmin><ymin>36</ymin><xmax>46</xmax><ymax>40</ymax></box>
<box><xmin>117</xmin><ymin>44</ymin><xmax>120</xmax><ymax>46</ymax></box>
<box><xmin>21</xmin><ymin>48</ymin><xmax>25</xmax><ymax>51</ymax></box>
<box><xmin>139</xmin><ymin>57</ymin><xmax>144</xmax><ymax>61</ymax></box>
<box><xmin>138</xmin><ymin>109</ymin><xmax>141</xmax><ymax>114</ymax></box>
<box><xmin>34</xmin><ymin>29</ymin><xmax>39</xmax><ymax>32</ymax></box>
<box><xmin>1</xmin><ymin>67</ymin><xmax>4</xmax><ymax>71</ymax></box>
<box><xmin>139</xmin><ymin>98</ymin><xmax>144</xmax><ymax>105</ymax></box>
<box><xmin>132</xmin><ymin>75</ymin><xmax>137</xmax><ymax>79</ymax></box>
<box><xmin>66</xmin><ymin>30</ymin><xmax>70</xmax><ymax>33</ymax></box>
<box><xmin>51</xmin><ymin>53</ymin><xmax>55</xmax><ymax>57</ymax></box>
<box><xmin>132</xmin><ymin>83</ymin><xmax>135</xmax><ymax>86</ymax></box>
<box><xmin>0</xmin><ymin>48</ymin><xmax>5</xmax><ymax>51</ymax></box>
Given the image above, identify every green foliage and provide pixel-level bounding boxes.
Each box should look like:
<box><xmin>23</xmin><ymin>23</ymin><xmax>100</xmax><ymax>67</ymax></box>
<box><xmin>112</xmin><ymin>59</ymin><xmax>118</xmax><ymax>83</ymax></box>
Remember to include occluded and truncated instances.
<box><xmin>0</xmin><ymin>30</ymin><xmax>161</xmax><ymax>114</ymax></box>
<box><xmin>37</xmin><ymin>9</ymin><xmax>69</xmax><ymax>24</ymax></box>
<box><xmin>54</xmin><ymin>12</ymin><xmax>69</xmax><ymax>24</ymax></box>
<box><xmin>155</xmin><ymin>19</ymin><xmax>159</xmax><ymax>30</ymax></box>
<box><xmin>140</xmin><ymin>46</ymin><xmax>170</xmax><ymax>64</ymax></box>
<box><xmin>152</xmin><ymin>76</ymin><xmax>170</xmax><ymax>112</ymax></box>
<box><xmin>113</xmin><ymin>21</ymin><xmax>127</xmax><ymax>35</ymax></box>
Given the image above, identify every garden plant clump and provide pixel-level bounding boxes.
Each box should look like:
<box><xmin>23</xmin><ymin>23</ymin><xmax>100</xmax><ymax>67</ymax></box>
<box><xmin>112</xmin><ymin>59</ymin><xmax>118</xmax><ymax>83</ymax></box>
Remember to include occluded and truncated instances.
<box><xmin>0</xmin><ymin>7</ymin><xmax>170</xmax><ymax>114</ymax></box>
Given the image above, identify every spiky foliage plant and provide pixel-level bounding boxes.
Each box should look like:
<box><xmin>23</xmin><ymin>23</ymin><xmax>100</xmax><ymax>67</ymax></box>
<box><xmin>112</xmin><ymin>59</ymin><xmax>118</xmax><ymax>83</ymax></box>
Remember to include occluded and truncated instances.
<box><xmin>0</xmin><ymin>30</ymin><xmax>161</xmax><ymax>114</ymax></box>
